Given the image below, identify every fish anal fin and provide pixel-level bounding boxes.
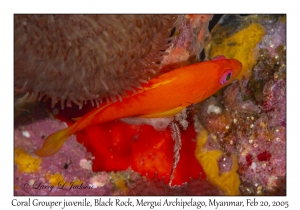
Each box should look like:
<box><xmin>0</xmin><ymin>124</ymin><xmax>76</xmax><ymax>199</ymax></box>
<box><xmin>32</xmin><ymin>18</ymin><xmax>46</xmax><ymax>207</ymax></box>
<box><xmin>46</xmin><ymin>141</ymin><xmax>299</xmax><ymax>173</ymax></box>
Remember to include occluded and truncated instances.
<box><xmin>35</xmin><ymin>127</ymin><xmax>71</xmax><ymax>157</ymax></box>
<box><xmin>138</xmin><ymin>106</ymin><xmax>185</xmax><ymax>118</ymax></box>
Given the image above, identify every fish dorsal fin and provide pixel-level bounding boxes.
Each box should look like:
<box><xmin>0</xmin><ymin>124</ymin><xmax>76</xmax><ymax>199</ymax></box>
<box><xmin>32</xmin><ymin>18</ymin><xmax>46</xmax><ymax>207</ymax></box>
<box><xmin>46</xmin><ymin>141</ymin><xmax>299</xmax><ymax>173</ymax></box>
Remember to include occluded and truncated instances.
<box><xmin>145</xmin><ymin>77</ymin><xmax>175</xmax><ymax>90</ymax></box>
<box><xmin>129</xmin><ymin>77</ymin><xmax>176</xmax><ymax>97</ymax></box>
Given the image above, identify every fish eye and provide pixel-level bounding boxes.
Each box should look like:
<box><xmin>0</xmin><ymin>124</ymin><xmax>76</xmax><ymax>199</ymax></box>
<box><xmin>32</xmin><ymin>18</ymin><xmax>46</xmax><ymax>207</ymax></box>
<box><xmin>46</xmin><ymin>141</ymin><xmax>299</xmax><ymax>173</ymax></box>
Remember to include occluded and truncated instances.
<box><xmin>219</xmin><ymin>70</ymin><xmax>233</xmax><ymax>85</ymax></box>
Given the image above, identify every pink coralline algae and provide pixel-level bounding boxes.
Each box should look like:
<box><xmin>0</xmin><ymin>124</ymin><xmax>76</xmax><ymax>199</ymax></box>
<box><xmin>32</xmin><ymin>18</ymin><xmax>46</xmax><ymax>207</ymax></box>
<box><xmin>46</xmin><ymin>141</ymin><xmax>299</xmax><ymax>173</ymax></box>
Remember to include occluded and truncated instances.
<box><xmin>197</xmin><ymin>15</ymin><xmax>286</xmax><ymax>195</ymax></box>
<box><xmin>238</xmin><ymin>48</ymin><xmax>286</xmax><ymax>195</ymax></box>
<box><xmin>123</xmin><ymin>176</ymin><xmax>223</xmax><ymax>196</ymax></box>
<box><xmin>218</xmin><ymin>154</ymin><xmax>233</xmax><ymax>174</ymax></box>
<box><xmin>14</xmin><ymin>104</ymin><xmax>114</xmax><ymax>195</ymax></box>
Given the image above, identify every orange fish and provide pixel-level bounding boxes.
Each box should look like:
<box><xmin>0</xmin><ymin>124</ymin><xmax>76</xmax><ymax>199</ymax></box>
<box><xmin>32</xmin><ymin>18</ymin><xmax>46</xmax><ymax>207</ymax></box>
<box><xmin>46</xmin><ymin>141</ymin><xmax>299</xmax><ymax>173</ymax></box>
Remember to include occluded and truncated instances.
<box><xmin>36</xmin><ymin>56</ymin><xmax>242</xmax><ymax>156</ymax></box>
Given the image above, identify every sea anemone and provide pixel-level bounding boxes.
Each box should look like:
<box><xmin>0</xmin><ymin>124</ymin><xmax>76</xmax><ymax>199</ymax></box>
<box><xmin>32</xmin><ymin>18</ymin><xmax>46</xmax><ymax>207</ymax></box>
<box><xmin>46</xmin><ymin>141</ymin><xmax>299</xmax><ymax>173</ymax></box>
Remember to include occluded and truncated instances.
<box><xmin>14</xmin><ymin>15</ymin><xmax>180</xmax><ymax>109</ymax></box>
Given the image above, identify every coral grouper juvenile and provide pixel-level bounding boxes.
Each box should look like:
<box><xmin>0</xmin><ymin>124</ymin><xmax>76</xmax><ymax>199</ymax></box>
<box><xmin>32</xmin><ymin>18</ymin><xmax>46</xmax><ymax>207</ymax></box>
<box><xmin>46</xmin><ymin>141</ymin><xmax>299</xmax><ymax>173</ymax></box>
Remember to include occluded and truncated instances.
<box><xmin>36</xmin><ymin>57</ymin><xmax>242</xmax><ymax>157</ymax></box>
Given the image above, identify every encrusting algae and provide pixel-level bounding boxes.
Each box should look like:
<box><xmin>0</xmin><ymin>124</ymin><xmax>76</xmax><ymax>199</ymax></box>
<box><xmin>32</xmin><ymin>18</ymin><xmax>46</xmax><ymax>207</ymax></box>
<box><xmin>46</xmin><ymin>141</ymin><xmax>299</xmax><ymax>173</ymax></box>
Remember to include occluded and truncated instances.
<box><xmin>110</xmin><ymin>172</ymin><xmax>129</xmax><ymax>194</ymax></box>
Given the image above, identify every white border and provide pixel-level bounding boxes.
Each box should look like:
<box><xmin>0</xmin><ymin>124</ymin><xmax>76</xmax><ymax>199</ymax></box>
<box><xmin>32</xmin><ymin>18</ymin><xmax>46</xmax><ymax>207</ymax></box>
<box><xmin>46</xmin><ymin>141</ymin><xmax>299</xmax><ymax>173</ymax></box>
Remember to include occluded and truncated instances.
<box><xmin>3</xmin><ymin>0</ymin><xmax>297</xmax><ymax>209</ymax></box>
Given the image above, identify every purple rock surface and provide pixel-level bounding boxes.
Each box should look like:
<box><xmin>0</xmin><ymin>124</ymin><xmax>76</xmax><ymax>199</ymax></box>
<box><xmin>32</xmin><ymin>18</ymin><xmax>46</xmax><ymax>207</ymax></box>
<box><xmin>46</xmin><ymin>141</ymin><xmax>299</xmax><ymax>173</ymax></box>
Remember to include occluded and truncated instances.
<box><xmin>14</xmin><ymin>103</ymin><xmax>113</xmax><ymax>195</ymax></box>
<box><xmin>197</xmin><ymin>15</ymin><xmax>286</xmax><ymax>195</ymax></box>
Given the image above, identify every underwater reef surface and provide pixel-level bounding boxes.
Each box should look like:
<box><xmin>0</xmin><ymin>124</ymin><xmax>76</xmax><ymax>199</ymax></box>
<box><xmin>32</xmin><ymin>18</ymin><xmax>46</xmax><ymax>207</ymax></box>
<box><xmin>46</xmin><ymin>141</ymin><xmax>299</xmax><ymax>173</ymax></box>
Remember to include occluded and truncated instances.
<box><xmin>14</xmin><ymin>104</ymin><xmax>113</xmax><ymax>195</ymax></box>
<box><xmin>201</xmin><ymin>14</ymin><xmax>286</xmax><ymax>195</ymax></box>
<box><xmin>14</xmin><ymin>14</ymin><xmax>286</xmax><ymax>195</ymax></box>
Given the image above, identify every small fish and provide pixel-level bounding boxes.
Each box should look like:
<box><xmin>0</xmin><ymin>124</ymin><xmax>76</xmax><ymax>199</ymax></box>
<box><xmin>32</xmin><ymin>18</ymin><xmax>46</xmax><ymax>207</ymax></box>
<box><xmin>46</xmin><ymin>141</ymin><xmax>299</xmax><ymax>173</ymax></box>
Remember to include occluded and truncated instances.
<box><xmin>36</xmin><ymin>56</ymin><xmax>242</xmax><ymax>156</ymax></box>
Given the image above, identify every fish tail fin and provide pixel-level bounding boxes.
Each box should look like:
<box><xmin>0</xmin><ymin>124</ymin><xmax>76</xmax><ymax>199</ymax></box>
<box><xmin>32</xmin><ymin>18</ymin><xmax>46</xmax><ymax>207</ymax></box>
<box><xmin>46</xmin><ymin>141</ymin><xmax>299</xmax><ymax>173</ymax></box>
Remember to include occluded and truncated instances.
<box><xmin>35</xmin><ymin>126</ymin><xmax>73</xmax><ymax>157</ymax></box>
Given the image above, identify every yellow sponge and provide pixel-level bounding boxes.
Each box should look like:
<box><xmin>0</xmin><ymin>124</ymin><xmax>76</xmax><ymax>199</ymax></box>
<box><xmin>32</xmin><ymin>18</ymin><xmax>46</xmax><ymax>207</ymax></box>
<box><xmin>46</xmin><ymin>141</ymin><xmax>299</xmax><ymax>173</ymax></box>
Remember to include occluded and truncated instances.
<box><xmin>14</xmin><ymin>148</ymin><xmax>41</xmax><ymax>173</ymax></box>
<box><xmin>195</xmin><ymin>129</ymin><xmax>240</xmax><ymax>195</ymax></box>
<box><xmin>207</xmin><ymin>23</ymin><xmax>266</xmax><ymax>80</ymax></box>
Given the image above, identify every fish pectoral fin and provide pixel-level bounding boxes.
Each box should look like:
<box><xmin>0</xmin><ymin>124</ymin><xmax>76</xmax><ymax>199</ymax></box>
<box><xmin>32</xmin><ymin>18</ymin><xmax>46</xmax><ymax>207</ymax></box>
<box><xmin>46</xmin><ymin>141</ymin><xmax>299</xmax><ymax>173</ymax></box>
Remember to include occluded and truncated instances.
<box><xmin>138</xmin><ymin>106</ymin><xmax>186</xmax><ymax>118</ymax></box>
<box><xmin>35</xmin><ymin>127</ymin><xmax>72</xmax><ymax>157</ymax></box>
<box><xmin>121</xmin><ymin>116</ymin><xmax>174</xmax><ymax>131</ymax></box>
